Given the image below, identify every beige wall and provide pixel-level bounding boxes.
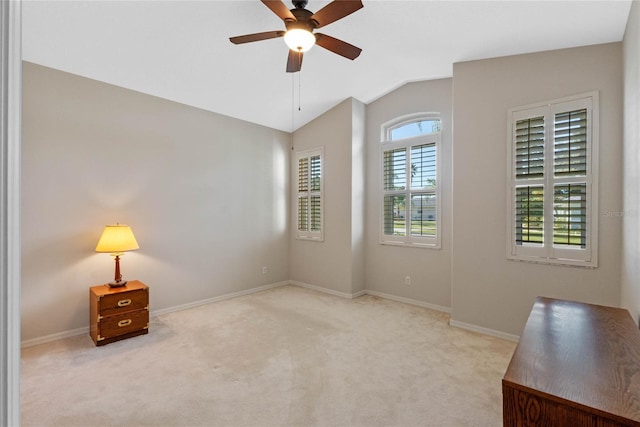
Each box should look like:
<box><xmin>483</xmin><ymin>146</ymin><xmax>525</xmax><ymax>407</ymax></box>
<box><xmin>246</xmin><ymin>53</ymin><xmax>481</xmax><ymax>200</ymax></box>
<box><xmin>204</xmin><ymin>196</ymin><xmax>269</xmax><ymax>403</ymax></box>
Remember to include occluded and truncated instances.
<box><xmin>364</xmin><ymin>79</ymin><xmax>453</xmax><ymax>309</ymax></box>
<box><xmin>622</xmin><ymin>0</ymin><xmax>640</xmax><ymax>323</ymax></box>
<box><xmin>289</xmin><ymin>98</ymin><xmax>366</xmax><ymax>296</ymax></box>
<box><xmin>23</xmin><ymin>40</ymin><xmax>630</xmax><ymax>343</ymax></box>
<box><xmin>22</xmin><ymin>62</ymin><xmax>291</xmax><ymax>341</ymax></box>
<box><xmin>451</xmin><ymin>43</ymin><xmax>623</xmax><ymax>336</ymax></box>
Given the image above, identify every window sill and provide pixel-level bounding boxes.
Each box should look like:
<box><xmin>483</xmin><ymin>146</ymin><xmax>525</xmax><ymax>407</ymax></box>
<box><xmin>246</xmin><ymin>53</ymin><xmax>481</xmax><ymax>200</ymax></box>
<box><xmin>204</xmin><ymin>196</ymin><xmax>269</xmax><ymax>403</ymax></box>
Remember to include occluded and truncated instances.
<box><xmin>296</xmin><ymin>236</ymin><xmax>324</xmax><ymax>242</ymax></box>
<box><xmin>507</xmin><ymin>255</ymin><xmax>597</xmax><ymax>269</ymax></box>
<box><xmin>380</xmin><ymin>240</ymin><xmax>441</xmax><ymax>250</ymax></box>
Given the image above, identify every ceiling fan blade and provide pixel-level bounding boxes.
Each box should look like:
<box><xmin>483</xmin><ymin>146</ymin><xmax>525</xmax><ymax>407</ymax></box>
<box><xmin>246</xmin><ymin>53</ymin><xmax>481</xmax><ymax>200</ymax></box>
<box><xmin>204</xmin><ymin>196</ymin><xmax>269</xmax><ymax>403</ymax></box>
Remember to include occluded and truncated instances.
<box><xmin>261</xmin><ymin>0</ymin><xmax>296</xmax><ymax>22</ymax></box>
<box><xmin>286</xmin><ymin>50</ymin><xmax>303</xmax><ymax>73</ymax></box>
<box><xmin>315</xmin><ymin>33</ymin><xmax>362</xmax><ymax>60</ymax></box>
<box><xmin>310</xmin><ymin>0</ymin><xmax>363</xmax><ymax>28</ymax></box>
<box><xmin>229</xmin><ymin>31</ymin><xmax>285</xmax><ymax>45</ymax></box>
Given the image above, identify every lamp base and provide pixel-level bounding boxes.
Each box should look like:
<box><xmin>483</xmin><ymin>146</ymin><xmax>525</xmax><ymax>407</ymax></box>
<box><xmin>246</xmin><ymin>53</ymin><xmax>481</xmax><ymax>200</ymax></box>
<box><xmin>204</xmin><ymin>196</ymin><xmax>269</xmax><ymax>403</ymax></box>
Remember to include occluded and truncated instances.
<box><xmin>108</xmin><ymin>280</ymin><xmax>128</xmax><ymax>288</ymax></box>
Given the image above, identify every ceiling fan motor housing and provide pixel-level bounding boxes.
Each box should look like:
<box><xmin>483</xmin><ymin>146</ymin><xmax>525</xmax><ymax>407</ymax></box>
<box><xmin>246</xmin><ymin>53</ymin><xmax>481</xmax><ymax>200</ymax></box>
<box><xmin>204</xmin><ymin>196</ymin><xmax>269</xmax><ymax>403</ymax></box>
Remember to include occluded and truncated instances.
<box><xmin>286</xmin><ymin>7</ymin><xmax>318</xmax><ymax>31</ymax></box>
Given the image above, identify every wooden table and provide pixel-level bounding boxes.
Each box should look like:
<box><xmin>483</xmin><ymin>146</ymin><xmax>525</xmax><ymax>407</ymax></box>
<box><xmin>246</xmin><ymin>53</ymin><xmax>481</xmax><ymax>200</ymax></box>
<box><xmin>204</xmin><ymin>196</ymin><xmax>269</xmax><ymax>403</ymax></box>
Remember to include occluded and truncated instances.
<box><xmin>502</xmin><ymin>297</ymin><xmax>640</xmax><ymax>426</ymax></box>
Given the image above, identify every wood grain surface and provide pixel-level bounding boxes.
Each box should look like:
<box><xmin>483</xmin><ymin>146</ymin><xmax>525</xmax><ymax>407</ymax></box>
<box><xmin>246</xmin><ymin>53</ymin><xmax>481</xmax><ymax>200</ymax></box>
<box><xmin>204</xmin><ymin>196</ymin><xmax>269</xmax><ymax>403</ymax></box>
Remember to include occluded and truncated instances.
<box><xmin>503</xmin><ymin>297</ymin><xmax>640</xmax><ymax>426</ymax></box>
<box><xmin>90</xmin><ymin>280</ymin><xmax>149</xmax><ymax>346</ymax></box>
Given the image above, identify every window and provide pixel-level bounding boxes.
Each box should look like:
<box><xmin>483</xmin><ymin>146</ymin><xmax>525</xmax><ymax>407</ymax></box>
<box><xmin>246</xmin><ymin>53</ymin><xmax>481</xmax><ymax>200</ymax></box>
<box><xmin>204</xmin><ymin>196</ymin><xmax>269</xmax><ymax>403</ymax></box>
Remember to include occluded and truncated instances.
<box><xmin>380</xmin><ymin>114</ymin><xmax>441</xmax><ymax>248</ymax></box>
<box><xmin>507</xmin><ymin>92</ymin><xmax>598</xmax><ymax>267</ymax></box>
<box><xmin>296</xmin><ymin>148</ymin><xmax>323</xmax><ymax>241</ymax></box>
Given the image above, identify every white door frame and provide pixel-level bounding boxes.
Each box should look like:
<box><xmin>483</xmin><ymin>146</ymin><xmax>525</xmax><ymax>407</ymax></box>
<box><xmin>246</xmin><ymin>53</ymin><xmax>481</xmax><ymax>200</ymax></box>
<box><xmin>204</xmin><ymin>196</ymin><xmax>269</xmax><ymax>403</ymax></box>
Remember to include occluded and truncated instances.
<box><xmin>1</xmin><ymin>0</ymin><xmax>22</xmax><ymax>425</ymax></box>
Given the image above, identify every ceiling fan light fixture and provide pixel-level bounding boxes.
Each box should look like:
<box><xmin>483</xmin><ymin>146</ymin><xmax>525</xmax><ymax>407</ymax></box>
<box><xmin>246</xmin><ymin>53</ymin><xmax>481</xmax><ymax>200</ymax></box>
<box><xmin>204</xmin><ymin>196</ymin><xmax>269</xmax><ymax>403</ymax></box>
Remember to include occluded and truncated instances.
<box><xmin>229</xmin><ymin>0</ymin><xmax>363</xmax><ymax>72</ymax></box>
<box><xmin>284</xmin><ymin>28</ymin><xmax>315</xmax><ymax>52</ymax></box>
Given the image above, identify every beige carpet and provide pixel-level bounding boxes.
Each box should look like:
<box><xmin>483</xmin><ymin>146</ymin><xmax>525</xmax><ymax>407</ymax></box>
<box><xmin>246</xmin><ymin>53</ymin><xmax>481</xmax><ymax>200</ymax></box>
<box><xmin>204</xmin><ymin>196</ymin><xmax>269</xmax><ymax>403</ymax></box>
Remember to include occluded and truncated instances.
<box><xmin>21</xmin><ymin>285</ymin><xmax>516</xmax><ymax>427</ymax></box>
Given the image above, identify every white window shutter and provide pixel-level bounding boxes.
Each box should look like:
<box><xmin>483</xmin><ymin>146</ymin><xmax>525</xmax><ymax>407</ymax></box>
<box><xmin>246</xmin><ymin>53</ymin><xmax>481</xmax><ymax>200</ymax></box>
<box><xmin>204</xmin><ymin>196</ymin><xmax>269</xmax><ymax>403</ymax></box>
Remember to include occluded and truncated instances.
<box><xmin>507</xmin><ymin>92</ymin><xmax>598</xmax><ymax>267</ymax></box>
<box><xmin>296</xmin><ymin>149</ymin><xmax>324</xmax><ymax>241</ymax></box>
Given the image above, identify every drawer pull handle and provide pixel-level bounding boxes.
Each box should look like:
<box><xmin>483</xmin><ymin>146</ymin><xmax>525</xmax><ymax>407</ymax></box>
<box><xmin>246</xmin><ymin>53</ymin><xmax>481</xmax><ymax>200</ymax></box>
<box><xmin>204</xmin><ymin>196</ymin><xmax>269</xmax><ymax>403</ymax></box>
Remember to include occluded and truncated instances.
<box><xmin>118</xmin><ymin>319</ymin><xmax>132</xmax><ymax>327</ymax></box>
<box><xmin>117</xmin><ymin>299</ymin><xmax>132</xmax><ymax>307</ymax></box>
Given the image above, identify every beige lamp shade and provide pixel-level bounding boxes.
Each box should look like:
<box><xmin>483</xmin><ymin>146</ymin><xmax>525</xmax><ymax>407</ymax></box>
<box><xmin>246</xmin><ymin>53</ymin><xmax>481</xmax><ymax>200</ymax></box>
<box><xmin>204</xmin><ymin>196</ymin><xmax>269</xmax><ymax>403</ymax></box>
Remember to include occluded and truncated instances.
<box><xmin>95</xmin><ymin>224</ymin><xmax>139</xmax><ymax>254</ymax></box>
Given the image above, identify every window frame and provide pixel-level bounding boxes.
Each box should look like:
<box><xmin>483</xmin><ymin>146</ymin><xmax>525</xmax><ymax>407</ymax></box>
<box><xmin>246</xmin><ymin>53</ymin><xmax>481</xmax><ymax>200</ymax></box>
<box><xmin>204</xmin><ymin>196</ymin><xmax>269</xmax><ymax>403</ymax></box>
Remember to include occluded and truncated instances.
<box><xmin>380</xmin><ymin>113</ymin><xmax>442</xmax><ymax>249</ymax></box>
<box><xmin>506</xmin><ymin>92</ymin><xmax>599</xmax><ymax>267</ymax></box>
<box><xmin>296</xmin><ymin>147</ymin><xmax>324</xmax><ymax>241</ymax></box>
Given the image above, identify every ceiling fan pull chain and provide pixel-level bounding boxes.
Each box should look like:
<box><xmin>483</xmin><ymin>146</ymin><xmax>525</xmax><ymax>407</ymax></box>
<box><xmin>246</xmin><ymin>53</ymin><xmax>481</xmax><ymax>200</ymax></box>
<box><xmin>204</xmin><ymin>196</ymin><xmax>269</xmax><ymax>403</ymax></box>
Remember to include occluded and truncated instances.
<box><xmin>291</xmin><ymin>72</ymin><xmax>295</xmax><ymax>134</ymax></box>
<box><xmin>298</xmin><ymin>70</ymin><xmax>302</xmax><ymax>112</ymax></box>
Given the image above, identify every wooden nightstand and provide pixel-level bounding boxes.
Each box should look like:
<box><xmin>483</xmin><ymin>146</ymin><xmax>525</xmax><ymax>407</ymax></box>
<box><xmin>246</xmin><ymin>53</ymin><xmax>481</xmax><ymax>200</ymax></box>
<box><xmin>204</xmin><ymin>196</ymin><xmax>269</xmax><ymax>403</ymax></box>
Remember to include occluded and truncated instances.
<box><xmin>89</xmin><ymin>280</ymin><xmax>149</xmax><ymax>346</ymax></box>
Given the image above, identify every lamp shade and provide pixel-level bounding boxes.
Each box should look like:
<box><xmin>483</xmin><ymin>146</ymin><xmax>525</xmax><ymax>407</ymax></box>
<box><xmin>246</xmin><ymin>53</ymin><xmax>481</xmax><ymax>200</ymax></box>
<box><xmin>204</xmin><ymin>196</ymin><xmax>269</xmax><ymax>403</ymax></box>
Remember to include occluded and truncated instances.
<box><xmin>284</xmin><ymin>29</ymin><xmax>315</xmax><ymax>53</ymax></box>
<box><xmin>95</xmin><ymin>224</ymin><xmax>139</xmax><ymax>254</ymax></box>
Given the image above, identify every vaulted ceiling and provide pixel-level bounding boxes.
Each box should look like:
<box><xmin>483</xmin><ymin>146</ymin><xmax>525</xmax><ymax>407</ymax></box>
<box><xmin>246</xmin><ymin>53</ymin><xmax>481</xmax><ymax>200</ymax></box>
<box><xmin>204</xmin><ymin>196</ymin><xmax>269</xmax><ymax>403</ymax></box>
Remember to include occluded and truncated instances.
<box><xmin>23</xmin><ymin>1</ymin><xmax>632</xmax><ymax>132</ymax></box>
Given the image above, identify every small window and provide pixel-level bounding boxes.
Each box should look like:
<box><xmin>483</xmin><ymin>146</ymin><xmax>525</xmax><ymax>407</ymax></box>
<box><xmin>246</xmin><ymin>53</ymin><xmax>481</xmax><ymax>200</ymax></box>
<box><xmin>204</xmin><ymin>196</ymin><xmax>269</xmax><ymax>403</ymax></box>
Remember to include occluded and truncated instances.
<box><xmin>387</xmin><ymin>118</ymin><xmax>440</xmax><ymax>141</ymax></box>
<box><xmin>507</xmin><ymin>92</ymin><xmax>598</xmax><ymax>267</ymax></box>
<box><xmin>296</xmin><ymin>148</ymin><xmax>323</xmax><ymax>241</ymax></box>
<box><xmin>389</xmin><ymin>119</ymin><xmax>441</xmax><ymax>141</ymax></box>
<box><xmin>380</xmin><ymin>114</ymin><xmax>441</xmax><ymax>249</ymax></box>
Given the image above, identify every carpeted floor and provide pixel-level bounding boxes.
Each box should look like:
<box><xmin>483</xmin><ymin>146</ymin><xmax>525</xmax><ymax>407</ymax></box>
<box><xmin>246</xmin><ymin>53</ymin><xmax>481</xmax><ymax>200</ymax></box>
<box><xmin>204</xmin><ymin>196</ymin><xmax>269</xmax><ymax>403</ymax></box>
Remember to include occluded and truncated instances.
<box><xmin>21</xmin><ymin>285</ymin><xmax>516</xmax><ymax>427</ymax></box>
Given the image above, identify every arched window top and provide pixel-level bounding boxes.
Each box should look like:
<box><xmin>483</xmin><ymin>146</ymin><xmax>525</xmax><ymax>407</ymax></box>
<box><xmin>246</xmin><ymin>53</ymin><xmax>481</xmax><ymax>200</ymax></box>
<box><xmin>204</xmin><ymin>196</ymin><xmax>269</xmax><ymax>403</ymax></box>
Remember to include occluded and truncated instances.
<box><xmin>384</xmin><ymin>114</ymin><xmax>441</xmax><ymax>142</ymax></box>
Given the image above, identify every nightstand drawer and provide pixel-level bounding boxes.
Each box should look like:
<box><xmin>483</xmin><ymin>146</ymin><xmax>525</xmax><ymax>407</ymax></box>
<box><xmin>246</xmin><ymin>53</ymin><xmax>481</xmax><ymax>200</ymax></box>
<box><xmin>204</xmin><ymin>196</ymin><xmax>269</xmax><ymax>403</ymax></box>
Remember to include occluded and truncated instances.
<box><xmin>97</xmin><ymin>309</ymin><xmax>149</xmax><ymax>341</ymax></box>
<box><xmin>99</xmin><ymin>289</ymin><xmax>148</xmax><ymax>316</ymax></box>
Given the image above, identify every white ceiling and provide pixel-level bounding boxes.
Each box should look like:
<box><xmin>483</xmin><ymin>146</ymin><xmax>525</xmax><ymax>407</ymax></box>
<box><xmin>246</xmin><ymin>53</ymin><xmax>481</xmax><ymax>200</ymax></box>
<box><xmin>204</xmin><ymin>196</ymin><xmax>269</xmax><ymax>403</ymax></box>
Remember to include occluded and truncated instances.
<box><xmin>23</xmin><ymin>0</ymin><xmax>632</xmax><ymax>132</ymax></box>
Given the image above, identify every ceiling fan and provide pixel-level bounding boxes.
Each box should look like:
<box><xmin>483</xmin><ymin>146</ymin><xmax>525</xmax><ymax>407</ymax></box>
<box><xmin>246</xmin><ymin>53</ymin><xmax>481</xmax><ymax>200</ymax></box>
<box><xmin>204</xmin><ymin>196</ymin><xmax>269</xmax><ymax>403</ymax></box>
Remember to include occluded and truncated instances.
<box><xmin>229</xmin><ymin>0</ymin><xmax>363</xmax><ymax>73</ymax></box>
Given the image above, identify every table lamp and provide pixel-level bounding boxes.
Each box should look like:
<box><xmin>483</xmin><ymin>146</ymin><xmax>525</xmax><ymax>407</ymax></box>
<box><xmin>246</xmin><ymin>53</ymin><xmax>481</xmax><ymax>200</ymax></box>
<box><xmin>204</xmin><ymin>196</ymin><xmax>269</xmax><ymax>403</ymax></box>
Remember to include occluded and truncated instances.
<box><xmin>95</xmin><ymin>223</ymin><xmax>139</xmax><ymax>288</ymax></box>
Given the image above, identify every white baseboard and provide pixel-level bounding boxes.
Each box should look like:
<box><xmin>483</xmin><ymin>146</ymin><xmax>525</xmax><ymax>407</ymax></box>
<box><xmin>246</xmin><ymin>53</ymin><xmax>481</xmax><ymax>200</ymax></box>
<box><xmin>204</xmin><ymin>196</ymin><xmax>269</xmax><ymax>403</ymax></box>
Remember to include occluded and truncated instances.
<box><xmin>21</xmin><ymin>326</ymin><xmax>90</xmax><ymax>348</ymax></box>
<box><xmin>285</xmin><ymin>284</ymin><xmax>518</xmax><ymax>343</ymax></box>
<box><xmin>449</xmin><ymin>319</ymin><xmax>520</xmax><ymax>342</ymax></box>
<box><xmin>21</xmin><ymin>281</ymin><xmax>290</xmax><ymax>348</ymax></box>
<box><xmin>151</xmin><ymin>281</ymin><xmax>289</xmax><ymax>317</ymax></box>
<box><xmin>364</xmin><ymin>290</ymin><xmax>452</xmax><ymax>313</ymax></box>
<box><xmin>22</xmin><ymin>280</ymin><xmax>519</xmax><ymax>347</ymax></box>
<box><xmin>289</xmin><ymin>280</ymin><xmax>365</xmax><ymax>299</ymax></box>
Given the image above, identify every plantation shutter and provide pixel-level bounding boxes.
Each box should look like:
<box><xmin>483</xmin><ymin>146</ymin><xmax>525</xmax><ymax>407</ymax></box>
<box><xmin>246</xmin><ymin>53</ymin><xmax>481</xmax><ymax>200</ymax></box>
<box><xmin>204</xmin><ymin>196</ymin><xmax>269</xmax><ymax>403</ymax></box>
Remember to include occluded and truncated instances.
<box><xmin>515</xmin><ymin>186</ymin><xmax>544</xmax><ymax>246</ymax></box>
<box><xmin>552</xmin><ymin>107</ymin><xmax>589</xmax><ymax>249</ymax></box>
<box><xmin>296</xmin><ymin>149</ymin><xmax>323</xmax><ymax>240</ymax></box>
<box><xmin>297</xmin><ymin>157</ymin><xmax>309</xmax><ymax>232</ymax></box>
<box><xmin>515</xmin><ymin>117</ymin><xmax>545</xmax><ymax>179</ymax></box>
<box><xmin>382</xmin><ymin>144</ymin><xmax>439</xmax><ymax>238</ymax></box>
<box><xmin>382</xmin><ymin>147</ymin><xmax>406</xmax><ymax>237</ymax></box>
<box><xmin>410</xmin><ymin>143</ymin><xmax>436</xmax><ymax>188</ymax></box>
<box><xmin>410</xmin><ymin>143</ymin><xmax>437</xmax><ymax>237</ymax></box>
<box><xmin>554</xmin><ymin>109</ymin><xmax>587</xmax><ymax>177</ymax></box>
<box><xmin>508</xmin><ymin>93</ymin><xmax>597</xmax><ymax>266</ymax></box>
<box><xmin>553</xmin><ymin>184</ymin><xmax>587</xmax><ymax>248</ymax></box>
<box><xmin>298</xmin><ymin>157</ymin><xmax>309</xmax><ymax>192</ymax></box>
<box><xmin>511</xmin><ymin>109</ymin><xmax>547</xmax><ymax>256</ymax></box>
<box><xmin>383</xmin><ymin>148</ymin><xmax>406</xmax><ymax>191</ymax></box>
<box><xmin>309</xmin><ymin>155</ymin><xmax>321</xmax><ymax>232</ymax></box>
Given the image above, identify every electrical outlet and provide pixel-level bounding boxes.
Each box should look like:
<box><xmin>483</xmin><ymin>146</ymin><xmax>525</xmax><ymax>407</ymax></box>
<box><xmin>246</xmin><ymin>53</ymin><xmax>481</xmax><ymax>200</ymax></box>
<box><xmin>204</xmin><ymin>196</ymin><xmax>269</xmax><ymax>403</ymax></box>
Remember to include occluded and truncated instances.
<box><xmin>262</xmin><ymin>266</ymin><xmax>268</xmax><ymax>274</ymax></box>
<box><xmin>405</xmin><ymin>276</ymin><xmax>411</xmax><ymax>285</ymax></box>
